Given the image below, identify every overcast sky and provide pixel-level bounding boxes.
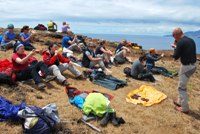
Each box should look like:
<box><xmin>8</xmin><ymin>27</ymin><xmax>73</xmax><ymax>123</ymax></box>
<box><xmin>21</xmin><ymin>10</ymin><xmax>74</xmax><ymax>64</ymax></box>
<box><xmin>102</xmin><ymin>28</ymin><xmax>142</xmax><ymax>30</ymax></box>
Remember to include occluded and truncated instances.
<box><xmin>0</xmin><ymin>0</ymin><xmax>200</xmax><ymax>35</ymax></box>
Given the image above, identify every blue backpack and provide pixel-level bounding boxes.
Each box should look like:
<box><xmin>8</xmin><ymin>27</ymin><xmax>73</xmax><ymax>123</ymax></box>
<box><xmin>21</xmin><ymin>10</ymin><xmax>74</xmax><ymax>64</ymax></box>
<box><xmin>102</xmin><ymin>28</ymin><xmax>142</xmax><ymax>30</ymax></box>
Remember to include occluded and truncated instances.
<box><xmin>0</xmin><ymin>96</ymin><xmax>26</xmax><ymax>121</ymax></box>
<box><xmin>21</xmin><ymin>106</ymin><xmax>58</xmax><ymax>134</ymax></box>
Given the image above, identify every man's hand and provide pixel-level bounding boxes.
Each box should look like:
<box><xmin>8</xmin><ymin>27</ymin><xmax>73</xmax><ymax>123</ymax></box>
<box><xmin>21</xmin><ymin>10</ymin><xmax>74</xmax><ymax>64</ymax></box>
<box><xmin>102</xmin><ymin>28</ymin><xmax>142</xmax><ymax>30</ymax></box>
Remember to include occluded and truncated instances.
<box><xmin>161</xmin><ymin>53</ymin><xmax>165</xmax><ymax>57</ymax></box>
<box><xmin>171</xmin><ymin>43</ymin><xmax>176</xmax><ymax>49</ymax></box>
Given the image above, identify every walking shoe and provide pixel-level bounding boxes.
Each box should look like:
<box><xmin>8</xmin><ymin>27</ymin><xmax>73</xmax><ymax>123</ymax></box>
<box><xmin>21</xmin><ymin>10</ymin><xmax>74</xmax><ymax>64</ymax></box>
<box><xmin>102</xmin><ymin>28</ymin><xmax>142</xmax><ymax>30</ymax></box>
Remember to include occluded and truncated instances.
<box><xmin>75</xmin><ymin>75</ymin><xmax>86</xmax><ymax>80</ymax></box>
<box><xmin>37</xmin><ymin>83</ymin><xmax>46</xmax><ymax>90</ymax></box>
<box><xmin>62</xmin><ymin>80</ymin><xmax>70</xmax><ymax>87</ymax></box>
<box><xmin>175</xmin><ymin>106</ymin><xmax>189</xmax><ymax>114</ymax></box>
<box><xmin>45</xmin><ymin>75</ymin><xmax>56</xmax><ymax>83</ymax></box>
<box><xmin>173</xmin><ymin>100</ymin><xmax>181</xmax><ymax>107</ymax></box>
<box><xmin>100</xmin><ymin>112</ymin><xmax>112</xmax><ymax>126</ymax></box>
<box><xmin>111</xmin><ymin>112</ymin><xmax>119</xmax><ymax>126</ymax></box>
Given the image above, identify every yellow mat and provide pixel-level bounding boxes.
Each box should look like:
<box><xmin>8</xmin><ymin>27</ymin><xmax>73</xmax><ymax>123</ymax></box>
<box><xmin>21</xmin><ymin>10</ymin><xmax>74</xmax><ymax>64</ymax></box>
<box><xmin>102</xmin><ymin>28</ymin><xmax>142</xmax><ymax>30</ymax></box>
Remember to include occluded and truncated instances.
<box><xmin>126</xmin><ymin>85</ymin><xmax>167</xmax><ymax>106</ymax></box>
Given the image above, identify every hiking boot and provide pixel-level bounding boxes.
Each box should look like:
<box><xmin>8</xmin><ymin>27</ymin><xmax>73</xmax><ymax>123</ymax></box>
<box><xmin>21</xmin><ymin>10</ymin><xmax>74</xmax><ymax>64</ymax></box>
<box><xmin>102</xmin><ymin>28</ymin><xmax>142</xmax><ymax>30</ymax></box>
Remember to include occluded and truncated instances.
<box><xmin>100</xmin><ymin>112</ymin><xmax>112</xmax><ymax>126</ymax></box>
<box><xmin>37</xmin><ymin>83</ymin><xmax>46</xmax><ymax>90</ymax></box>
<box><xmin>111</xmin><ymin>112</ymin><xmax>119</xmax><ymax>126</ymax></box>
<box><xmin>45</xmin><ymin>75</ymin><xmax>56</xmax><ymax>83</ymax></box>
<box><xmin>62</xmin><ymin>80</ymin><xmax>70</xmax><ymax>87</ymax></box>
<box><xmin>75</xmin><ymin>75</ymin><xmax>86</xmax><ymax>80</ymax></box>
<box><xmin>175</xmin><ymin>106</ymin><xmax>189</xmax><ymax>114</ymax></box>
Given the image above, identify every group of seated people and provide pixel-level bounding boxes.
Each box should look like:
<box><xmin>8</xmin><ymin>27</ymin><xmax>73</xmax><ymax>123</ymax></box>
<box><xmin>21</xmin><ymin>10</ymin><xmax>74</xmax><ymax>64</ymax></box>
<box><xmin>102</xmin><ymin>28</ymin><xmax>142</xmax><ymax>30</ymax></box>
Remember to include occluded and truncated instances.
<box><xmin>47</xmin><ymin>20</ymin><xmax>70</xmax><ymax>33</ymax></box>
<box><xmin>0</xmin><ymin>23</ymin><xmax>175</xmax><ymax>90</ymax></box>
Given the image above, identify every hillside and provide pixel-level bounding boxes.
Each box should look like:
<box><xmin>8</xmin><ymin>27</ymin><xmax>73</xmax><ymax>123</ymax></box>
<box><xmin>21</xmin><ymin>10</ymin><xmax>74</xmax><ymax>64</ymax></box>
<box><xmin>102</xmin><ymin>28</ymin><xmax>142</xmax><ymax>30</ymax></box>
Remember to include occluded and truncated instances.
<box><xmin>0</xmin><ymin>29</ymin><xmax>200</xmax><ymax>134</ymax></box>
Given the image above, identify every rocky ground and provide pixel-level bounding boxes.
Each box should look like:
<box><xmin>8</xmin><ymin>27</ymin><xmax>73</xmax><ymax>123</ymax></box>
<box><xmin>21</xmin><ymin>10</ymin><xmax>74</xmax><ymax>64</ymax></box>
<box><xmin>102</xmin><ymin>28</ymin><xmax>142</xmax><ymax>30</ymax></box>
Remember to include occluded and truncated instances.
<box><xmin>0</xmin><ymin>29</ymin><xmax>200</xmax><ymax>134</ymax></box>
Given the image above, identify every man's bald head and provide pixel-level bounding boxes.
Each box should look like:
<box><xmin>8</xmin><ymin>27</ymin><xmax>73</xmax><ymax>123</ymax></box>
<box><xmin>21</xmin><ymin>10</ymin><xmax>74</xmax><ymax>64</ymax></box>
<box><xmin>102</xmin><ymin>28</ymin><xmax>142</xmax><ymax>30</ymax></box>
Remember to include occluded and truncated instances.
<box><xmin>172</xmin><ymin>27</ymin><xmax>184</xmax><ymax>41</ymax></box>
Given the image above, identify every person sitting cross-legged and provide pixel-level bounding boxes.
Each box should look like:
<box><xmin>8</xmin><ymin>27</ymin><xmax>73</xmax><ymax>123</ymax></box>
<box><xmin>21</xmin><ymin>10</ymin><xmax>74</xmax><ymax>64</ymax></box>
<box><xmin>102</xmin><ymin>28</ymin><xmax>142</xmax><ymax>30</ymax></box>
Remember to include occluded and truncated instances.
<box><xmin>43</xmin><ymin>43</ymin><xmax>85</xmax><ymax>87</ymax></box>
<box><xmin>82</xmin><ymin>42</ymin><xmax>111</xmax><ymax>74</ymax></box>
<box><xmin>12</xmin><ymin>44</ymin><xmax>56</xmax><ymax>90</ymax></box>
<box><xmin>131</xmin><ymin>55</ymin><xmax>155</xmax><ymax>82</ymax></box>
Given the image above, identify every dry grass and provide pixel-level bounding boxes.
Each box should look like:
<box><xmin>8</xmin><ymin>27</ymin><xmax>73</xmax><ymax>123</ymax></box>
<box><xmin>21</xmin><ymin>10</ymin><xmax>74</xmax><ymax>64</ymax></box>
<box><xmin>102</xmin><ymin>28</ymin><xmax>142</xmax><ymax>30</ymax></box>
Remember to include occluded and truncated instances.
<box><xmin>0</xmin><ymin>30</ymin><xmax>200</xmax><ymax>134</ymax></box>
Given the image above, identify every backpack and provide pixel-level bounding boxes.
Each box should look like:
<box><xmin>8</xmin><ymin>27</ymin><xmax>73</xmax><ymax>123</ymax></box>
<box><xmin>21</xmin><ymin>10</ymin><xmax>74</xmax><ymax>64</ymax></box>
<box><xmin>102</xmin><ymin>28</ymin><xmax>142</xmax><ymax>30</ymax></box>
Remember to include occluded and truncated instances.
<box><xmin>34</xmin><ymin>24</ymin><xmax>47</xmax><ymax>31</ymax></box>
<box><xmin>19</xmin><ymin>104</ymin><xmax>60</xmax><ymax>134</ymax></box>
<box><xmin>123</xmin><ymin>67</ymin><xmax>131</xmax><ymax>77</ymax></box>
<box><xmin>0</xmin><ymin>59</ymin><xmax>16</xmax><ymax>85</ymax></box>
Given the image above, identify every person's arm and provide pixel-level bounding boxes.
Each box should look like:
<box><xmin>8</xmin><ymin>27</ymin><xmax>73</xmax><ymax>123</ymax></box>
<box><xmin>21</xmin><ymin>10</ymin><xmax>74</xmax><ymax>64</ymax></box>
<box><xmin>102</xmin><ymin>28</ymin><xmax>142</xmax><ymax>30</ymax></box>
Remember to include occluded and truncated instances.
<box><xmin>20</xmin><ymin>34</ymin><xmax>31</xmax><ymax>43</ymax></box>
<box><xmin>122</xmin><ymin>46</ymin><xmax>130</xmax><ymax>52</ymax></box>
<box><xmin>68</xmin><ymin>35</ymin><xmax>77</xmax><ymax>45</ymax></box>
<box><xmin>147</xmin><ymin>54</ymin><xmax>162</xmax><ymax>61</ymax></box>
<box><xmin>87</xmin><ymin>55</ymin><xmax>102</xmax><ymax>61</ymax></box>
<box><xmin>43</xmin><ymin>51</ymin><xmax>58</xmax><ymax>65</ymax></box>
<box><xmin>57</xmin><ymin>53</ymin><xmax>70</xmax><ymax>63</ymax></box>
<box><xmin>15</xmin><ymin>50</ymin><xmax>35</xmax><ymax>64</ymax></box>
<box><xmin>100</xmin><ymin>47</ymin><xmax>112</xmax><ymax>55</ymax></box>
<box><xmin>173</xmin><ymin>43</ymin><xmax>181</xmax><ymax>60</ymax></box>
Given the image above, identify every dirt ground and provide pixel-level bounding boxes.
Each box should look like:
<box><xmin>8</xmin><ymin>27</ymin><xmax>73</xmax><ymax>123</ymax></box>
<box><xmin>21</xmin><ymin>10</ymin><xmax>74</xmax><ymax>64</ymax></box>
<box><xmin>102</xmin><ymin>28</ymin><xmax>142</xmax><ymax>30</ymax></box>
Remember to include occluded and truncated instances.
<box><xmin>0</xmin><ymin>30</ymin><xmax>200</xmax><ymax>134</ymax></box>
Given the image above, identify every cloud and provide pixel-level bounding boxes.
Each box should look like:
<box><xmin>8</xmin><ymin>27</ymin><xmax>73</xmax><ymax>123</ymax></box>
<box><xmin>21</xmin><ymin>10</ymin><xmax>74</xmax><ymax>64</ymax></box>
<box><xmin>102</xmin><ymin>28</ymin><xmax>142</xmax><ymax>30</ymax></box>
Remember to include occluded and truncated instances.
<box><xmin>0</xmin><ymin>0</ymin><xmax>200</xmax><ymax>35</ymax></box>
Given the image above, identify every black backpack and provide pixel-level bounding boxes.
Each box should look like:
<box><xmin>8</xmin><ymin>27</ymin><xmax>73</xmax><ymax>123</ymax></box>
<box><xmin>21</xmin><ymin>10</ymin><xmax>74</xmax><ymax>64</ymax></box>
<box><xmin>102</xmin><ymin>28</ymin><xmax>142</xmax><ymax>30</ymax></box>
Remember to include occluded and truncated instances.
<box><xmin>123</xmin><ymin>67</ymin><xmax>131</xmax><ymax>77</ymax></box>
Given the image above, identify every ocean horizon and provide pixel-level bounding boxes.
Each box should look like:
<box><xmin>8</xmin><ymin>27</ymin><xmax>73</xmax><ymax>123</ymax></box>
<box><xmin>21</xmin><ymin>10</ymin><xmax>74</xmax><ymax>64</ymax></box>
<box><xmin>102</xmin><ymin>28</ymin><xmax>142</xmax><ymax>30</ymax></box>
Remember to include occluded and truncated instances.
<box><xmin>81</xmin><ymin>33</ymin><xmax>200</xmax><ymax>54</ymax></box>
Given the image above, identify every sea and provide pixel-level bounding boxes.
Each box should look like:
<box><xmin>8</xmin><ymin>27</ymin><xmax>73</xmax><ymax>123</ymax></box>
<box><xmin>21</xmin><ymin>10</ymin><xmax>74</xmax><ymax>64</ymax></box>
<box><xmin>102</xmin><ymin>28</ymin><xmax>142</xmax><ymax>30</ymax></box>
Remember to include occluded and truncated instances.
<box><xmin>82</xmin><ymin>34</ymin><xmax>200</xmax><ymax>54</ymax></box>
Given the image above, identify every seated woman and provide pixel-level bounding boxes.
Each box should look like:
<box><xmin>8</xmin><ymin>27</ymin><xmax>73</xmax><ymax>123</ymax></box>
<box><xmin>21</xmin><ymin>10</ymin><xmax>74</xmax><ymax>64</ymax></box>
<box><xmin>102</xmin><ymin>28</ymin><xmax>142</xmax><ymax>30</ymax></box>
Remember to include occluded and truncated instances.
<box><xmin>12</xmin><ymin>44</ymin><xmax>56</xmax><ymax>90</ymax></box>
<box><xmin>95</xmin><ymin>40</ymin><xmax>112</xmax><ymax>68</ymax></box>
<box><xmin>43</xmin><ymin>43</ymin><xmax>85</xmax><ymax>87</ymax></box>
<box><xmin>20</xmin><ymin>25</ymin><xmax>35</xmax><ymax>51</ymax></box>
<box><xmin>131</xmin><ymin>55</ymin><xmax>155</xmax><ymax>82</ymax></box>
<box><xmin>114</xmin><ymin>39</ymin><xmax>132</xmax><ymax>65</ymax></box>
<box><xmin>82</xmin><ymin>42</ymin><xmax>111</xmax><ymax>74</ymax></box>
<box><xmin>1</xmin><ymin>24</ymin><xmax>16</xmax><ymax>51</ymax></box>
<box><xmin>146</xmin><ymin>48</ymin><xmax>173</xmax><ymax>77</ymax></box>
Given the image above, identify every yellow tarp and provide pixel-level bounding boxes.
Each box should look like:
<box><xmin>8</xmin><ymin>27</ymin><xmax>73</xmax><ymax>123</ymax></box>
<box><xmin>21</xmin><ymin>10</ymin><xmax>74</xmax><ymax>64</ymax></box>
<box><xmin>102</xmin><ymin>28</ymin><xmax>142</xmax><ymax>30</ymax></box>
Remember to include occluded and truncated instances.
<box><xmin>126</xmin><ymin>85</ymin><xmax>167</xmax><ymax>106</ymax></box>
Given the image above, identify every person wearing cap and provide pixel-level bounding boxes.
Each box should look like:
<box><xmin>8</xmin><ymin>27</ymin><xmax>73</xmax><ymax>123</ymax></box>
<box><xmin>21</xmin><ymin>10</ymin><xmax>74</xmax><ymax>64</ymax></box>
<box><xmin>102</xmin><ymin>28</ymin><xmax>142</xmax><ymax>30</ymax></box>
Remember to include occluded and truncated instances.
<box><xmin>82</xmin><ymin>42</ymin><xmax>111</xmax><ymax>73</ymax></box>
<box><xmin>20</xmin><ymin>25</ymin><xmax>35</xmax><ymax>51</ymax></box>
<box><xmin>62</xmin><ymin>30</ymin><xmax>82</xmax><ymax>52</ymax></box>
<box><xmin>11</xmin><ymin>44</ymin><xmax>56</xmax><ymax>90</ymax></box>
<box><xmin>114</xmin><ymin>39</ymin><xmax>132</xmax><ymax>65</ymax></box>
<box><xmin>146</xmin><ymin>48</ymin><xmax>173</xmax><ymax>77</ymax></box>
<box><xmin>43</xmin><ymin>43</ymin><xmax>85</xmax><ymax>87</ymax></box>
<box><xmin>0</xmin><ymin>24</ymin><xmax>15</xmax><ymax>51</ymax></box>
<box><xmin>131</xmin><ymin>55</ymin><xmax>155</xmax><ymax>82</ymax></box>
<box><xmin>171</xmin><ymin>27</ymin><xmax>196</xmax><ymax>113</ymax></box>
<box><xmin>95</xmin><ymin>40</ymin><xmax>113</xmax><ymax>68</ymax></box>
<box><xmin>47</xmin><ymin>20</ymin><xmax>57</xmax><ymax>32</ymax></box>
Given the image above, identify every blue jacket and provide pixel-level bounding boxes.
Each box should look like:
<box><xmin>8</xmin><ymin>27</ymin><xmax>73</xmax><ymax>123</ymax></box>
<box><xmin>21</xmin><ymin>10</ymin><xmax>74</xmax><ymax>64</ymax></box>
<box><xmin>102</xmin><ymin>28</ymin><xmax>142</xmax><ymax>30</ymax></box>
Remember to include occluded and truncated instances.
<box><xmin>146</xmin><ymin>53</ymin><xmax>161</xmax><ymax>70</ymax></box>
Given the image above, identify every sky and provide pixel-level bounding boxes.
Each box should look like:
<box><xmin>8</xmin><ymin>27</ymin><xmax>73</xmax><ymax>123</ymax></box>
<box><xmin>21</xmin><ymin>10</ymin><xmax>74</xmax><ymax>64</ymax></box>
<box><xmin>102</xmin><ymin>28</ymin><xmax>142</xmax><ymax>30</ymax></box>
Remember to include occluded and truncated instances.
<box><xmin>0</xmin><ymin>0</ymin><xmax>200</xmax><ymax>35</ymax></box>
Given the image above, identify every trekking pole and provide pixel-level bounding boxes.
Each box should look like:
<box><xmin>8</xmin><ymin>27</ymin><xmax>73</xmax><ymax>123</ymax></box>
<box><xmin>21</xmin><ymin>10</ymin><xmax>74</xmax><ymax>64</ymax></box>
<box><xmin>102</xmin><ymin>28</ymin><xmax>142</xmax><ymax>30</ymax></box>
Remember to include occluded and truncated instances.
<box><xmin>78</xmin><ymin>118</ymin><xmax>102</xmax><ymax>133</ymax></box>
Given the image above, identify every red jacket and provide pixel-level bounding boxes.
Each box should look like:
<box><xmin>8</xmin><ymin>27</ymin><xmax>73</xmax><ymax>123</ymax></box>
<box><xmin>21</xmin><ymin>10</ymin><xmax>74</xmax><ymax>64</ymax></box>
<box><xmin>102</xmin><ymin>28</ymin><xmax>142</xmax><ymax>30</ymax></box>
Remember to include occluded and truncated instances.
<box><xmin>43</xmin><ymin>50</ymin><xmax>70</xmax><ymax>66</ymax></box>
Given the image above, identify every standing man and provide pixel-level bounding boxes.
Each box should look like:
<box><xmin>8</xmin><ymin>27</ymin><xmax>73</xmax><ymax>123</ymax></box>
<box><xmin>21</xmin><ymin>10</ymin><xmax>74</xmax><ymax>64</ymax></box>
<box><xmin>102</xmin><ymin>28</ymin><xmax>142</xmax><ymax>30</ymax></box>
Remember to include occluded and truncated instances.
<box><xmin>172</xmin><ymin>27</ymin><xmax>196</xmax><ymax>113</ymax></box>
